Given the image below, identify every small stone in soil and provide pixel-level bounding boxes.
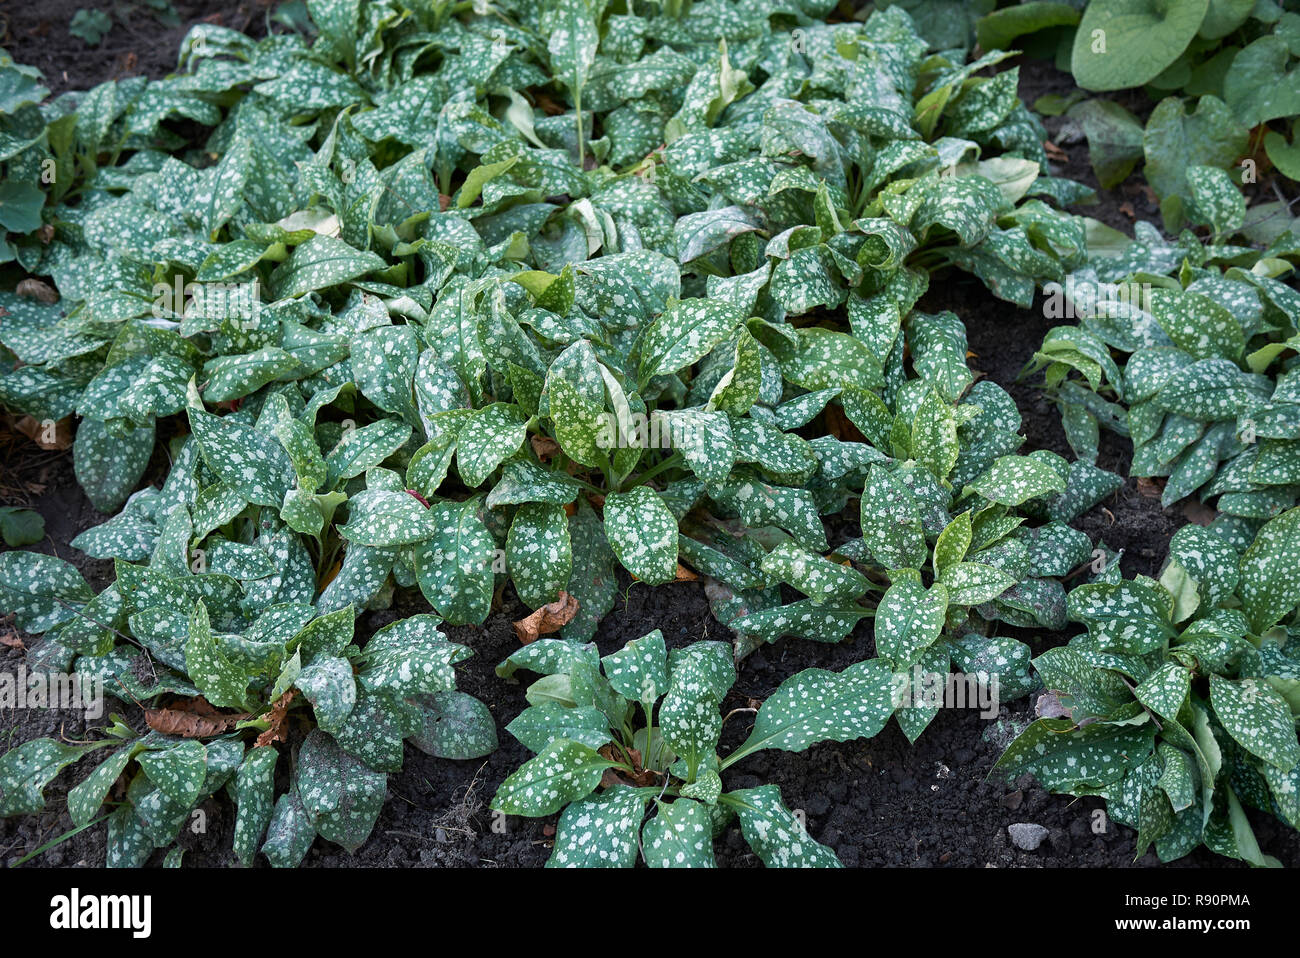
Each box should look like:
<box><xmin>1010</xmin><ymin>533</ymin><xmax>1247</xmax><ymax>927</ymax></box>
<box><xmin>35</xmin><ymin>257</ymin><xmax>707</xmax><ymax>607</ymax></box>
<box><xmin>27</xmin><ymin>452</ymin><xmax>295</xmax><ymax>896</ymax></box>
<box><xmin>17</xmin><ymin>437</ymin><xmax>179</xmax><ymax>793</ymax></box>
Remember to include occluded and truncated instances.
<box><xmin>1008</xmin><ymin>822</ymin><xmax>1050</xmax><ymax>851</ymax></box>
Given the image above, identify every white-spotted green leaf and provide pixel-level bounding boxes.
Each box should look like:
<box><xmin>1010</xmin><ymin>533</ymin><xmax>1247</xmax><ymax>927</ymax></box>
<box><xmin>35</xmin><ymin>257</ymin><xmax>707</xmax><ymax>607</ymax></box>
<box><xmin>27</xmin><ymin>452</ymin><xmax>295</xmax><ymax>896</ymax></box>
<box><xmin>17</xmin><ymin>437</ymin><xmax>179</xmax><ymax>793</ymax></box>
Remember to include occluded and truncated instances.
<box><xmin>728</xmin><ymin>659</ymin><xmax>898</xmax><ymax>765</ymax></box>
<box><xmin>410</xmin><ymin>690</ymin><xmax>498</xmax><ymax>760</ymax></box>
<box><xmin>492</xmin><ymin>739</ymin><xmax>614</xmax><ymax>817</ymax></box>
<box><xmin>1238</xmin><ymin>506</ymin><xmax>1300</xmax><ymax>634</ymax></box>
<box><xmin>727</xmin><ymin>785</ymin><xmax>841</xmax><ymax>868</ymax></box>
<box><xmin>1209</xmin><ymin>674</ymin><xmax>1300</xmax><ymax>772</ymax></box>
<box><xmin>603</xmin><ymin>485</ymin><xmax>678</xmax><ymax>585</ymax></box>
<box><xmin>546</xmin><ymin>785</ymin><xmax>647</xmax><ymax>868</ymax></box>
<box><xmin>296</xmin><ymin>729</ymin><xmax>387</xmax><ymax>854</ymax></box>
<box><xmin>641</xmin><ymin>798</ymin><xmax>716</xmax><ymax>868</ymax></box>
<box><xmin>875</xmin><ymin>575</ymin><xmax>949</xmax><ymax>670</ymax></box>
<box><xmin>294</xmin><ymin>655</ymin><xmax>357</xmax><ymax>734</ymax></box>
<box><xmin>507</xmin><ymin>502</ymin><xmax>572</xmax><ymax>609</ymax></box>
<box><xmin>413</xmin><ymin>498</ymin><xmax>495</xmax><ymax>624</ymax></box>
<box><xmin>506</xmin><ymin>703</ymin><xmax>612</xmax><ymax>753</ymax></box>
<box><xmin>232</xmin><ymin>746</ymin><xmax>277</xmax><ymax>867</ymax></box>
<box><xmin>968</xmin><ymin>455</ymin><xmax>1066</xmax><ymax>506</ymax></box>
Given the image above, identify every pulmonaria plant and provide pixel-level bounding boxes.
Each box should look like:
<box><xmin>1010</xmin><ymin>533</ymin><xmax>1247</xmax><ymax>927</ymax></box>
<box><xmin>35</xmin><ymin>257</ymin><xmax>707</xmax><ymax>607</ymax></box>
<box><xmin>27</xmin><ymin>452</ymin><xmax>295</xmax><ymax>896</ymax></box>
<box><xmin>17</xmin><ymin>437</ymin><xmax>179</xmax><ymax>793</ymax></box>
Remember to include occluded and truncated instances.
<box><xmin>1026</xmin><ymin>201</ymin><xmax>1300</xmax><ymax>533</ymax></box>
<box><xmin>0</xmin><ymin>0</ymin><xmax>1105</xmax><ymax>867</ymax></box>
<box><xmin>0</xmin><ymin>540</ymin><xmax>496</xmax><ymax>866</ymax></box>
<box><xmin>996</xmin><ymin>509</ymin><xmax>1300</xmax><ymax>864</ymax></box>
<box><xmin>493</xmin><ymin>629</ymin><xmax>910</xmax><ymax>867</ymax></box>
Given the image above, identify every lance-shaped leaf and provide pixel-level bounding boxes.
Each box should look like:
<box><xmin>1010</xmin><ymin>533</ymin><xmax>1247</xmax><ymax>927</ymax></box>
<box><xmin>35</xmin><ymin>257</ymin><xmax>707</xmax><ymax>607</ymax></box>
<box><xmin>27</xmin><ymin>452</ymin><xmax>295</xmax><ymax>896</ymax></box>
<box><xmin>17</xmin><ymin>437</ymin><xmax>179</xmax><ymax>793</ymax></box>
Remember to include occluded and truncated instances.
<box><xmin>874</xmin><ymin>575</ymin><xmax>949</xmax><ymax>670</ymax></box>
<box><xmin>642</xmin><ymin>798</ymin><xmax>716</xmax><ymax>868</ymax></box>
<box><xmin>507</xmin><ymin>502</ymin><xmax>573</xmax><ymax>609</ymax></box>
<box><xmin>184</xmin><ymin>601</ymin><xmax>250</xmax><ymax>709</ymax></box>
<box><xmin>413</xmin><ymin>498</ymin><xmax>495</xmax><ymax>624</ymax></box>
<box><xmin>68</xmin><ymin>746</ymin><xmax>137</xmax><ymax>826</ymax></box>
<box><xmin>760</xmin><ymin>540</ymin><xmax>869</xmax><ymax>605</ymax></box>
<box><xmin>0</xmin><ymin>739</ymin><xmax>105</xmax><ymax>817</ymax></box>
<box><xmin>296</xmin><ymin>730</ymin><xmax>387</xmax><ymax>854</ymax></box>
<box><xmin>233</xmin><ymin>746</ymin><xmax>277</xmax><ymax>867</ymax></box>
<box><xmin>506</xmin><ymin>703</ymin><xmax>612</xmax><ymax>753</ymax></box>
<box><xmin>338</xmin><ymin>488</ymin><xmax>441</xmax><ymax>546</ymax></box>
<box><xmin>546</xmin><ymin>786</ymin><xmax>648</xmax><ymax>868</ymax></box>
<box><xmin>325</xmin><ymin>419</ymin><xmax>412</xmax><ymax>487</ymax></box>
<box><xmin>603</xmin><ymin>485</ymin><xmax>679</xmax><ymax>585</ymax></box>
<box><xmin>967</xmin><ymin>455</ymin><xmax>1066</xmax><ymax>506</ymax></box>
<box><xmin>601</xmin><ymin>629</ymin><xmax>669</xmax><ymax>704</ymax></box>
<box><xmin>726</xmin><ymin>785</ymin><xmax>841</xmax><ymax>868</ymax></box>
<box><xmin>1209</xmin><ymin>675</ymin><xmax>1300</xmax><ymax>773</ymax></box>
<box><xmin>859</xmin><ymin>465</ymin><xmax>926</xmax><ymax>568</ymax></box>
<box><xmin>994</xmin><ymin>717</ymin><xmax>1154</xmax><ymax>792</ymax></box>
<box><xmin>294</xmin><ymin>655</ymin><xmax>358</xmax><ymax>734</ymax></box>
<box><xmin>1237</xmin><ymin>506</ymin><xmax>1300</xmax><ymax>634</ymax></box>
<box><xmin>492</xmin><ymin>739</ymin><xmax>615</xmax><ymax>817</ymax></box>
<box><xmin>457</xmin><ymin>403</ymin><xmax>528</xmax><ymax>487</ymax></box>
<box><xmin>660</xmin><ymin>642</ymin><xmax>735</xmax><ymax>774</ymax></box>
<box><xmin>638</xmin><ymin>300</ymin><xmax>745</xmax><ymax>385</ymax></box>
<box><xmin>189</xmin><ymin>407</ymin><xmax>294</xmax><ymax>508</ymax></box>
<box><xmin>728</xmin><ymin>659</ymin><xmax>898</xmax><ymax>765</ymax></box>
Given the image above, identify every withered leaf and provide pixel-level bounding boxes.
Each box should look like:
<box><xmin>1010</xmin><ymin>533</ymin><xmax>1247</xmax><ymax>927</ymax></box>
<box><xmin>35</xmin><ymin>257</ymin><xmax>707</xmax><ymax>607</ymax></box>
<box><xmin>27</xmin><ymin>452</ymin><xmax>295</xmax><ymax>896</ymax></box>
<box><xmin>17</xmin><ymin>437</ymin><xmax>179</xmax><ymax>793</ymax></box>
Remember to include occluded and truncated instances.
<box><xmin>512</xmin><ymin>591</ymin><xmax>579</xmax><ymax>644</ymax></box>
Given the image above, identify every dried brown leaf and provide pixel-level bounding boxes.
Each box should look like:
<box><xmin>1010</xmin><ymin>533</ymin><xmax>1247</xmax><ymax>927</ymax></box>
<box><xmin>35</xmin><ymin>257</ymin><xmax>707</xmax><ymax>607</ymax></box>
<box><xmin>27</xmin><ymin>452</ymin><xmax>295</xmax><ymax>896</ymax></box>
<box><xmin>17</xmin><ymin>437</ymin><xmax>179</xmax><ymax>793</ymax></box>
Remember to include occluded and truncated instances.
<box><xmin>145</xmin><ymin>697</ymin><xmax>249</xmax><ymax>738</ymax></box>
<box><xmin>254</xmin><ymin>690</ymin><xmax>297</xmax><ymax>748</ymax></box>
<box><xmin>512</xmin><ymin>591</ymin><xmax>579</xmax><ymax>644</ymax></box>
<box><xmin>15</xmin><ymin>279</ymin><xmax>58</xmax><ymax>304</ymax></box>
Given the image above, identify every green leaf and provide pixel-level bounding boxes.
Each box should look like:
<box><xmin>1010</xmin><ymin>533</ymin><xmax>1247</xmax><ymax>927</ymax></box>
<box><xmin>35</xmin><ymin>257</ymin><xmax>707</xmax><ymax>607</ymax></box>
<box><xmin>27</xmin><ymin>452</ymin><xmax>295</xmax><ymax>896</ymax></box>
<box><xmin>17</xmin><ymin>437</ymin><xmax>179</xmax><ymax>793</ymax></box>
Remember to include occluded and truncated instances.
<box><xmin>410</xmin><ymin>690</ymin><xmax>498</xmax><ymax>760</ymax></box>
<box><xmin>506</xmin><ymin>703</ymin><xmax>612</xmax><ymax>753</ymax></box>
<box><xmin>1071</xmin><ymin>0</ymin><xmax>1210</xmax><ymax>92</ymax></box>
<box><xmin>601</xmin><ymin>629</ymin><xmax>669</xmax><ymax>704</ymax></box>
<box><xmin>68</xmin><ymin>747</ymin><xmax>135</xmax><ymax>827</ymax></box>
<box><xmin>875</xmin><ymin>576</ymin><xmax>949</xmax><ymax>669</ymax></box>
<box><xmin>270</xmin><ymin>234</ymin><xmax>385</xmax><ymax>298</ymax></box>
<box><xmin>507</xmin><ymin>502</ymin><xmax>573</xmax><ymax>609</ymax></box>
<box><xmin>184</xmin><ymin>601</ymin><xmax>250</xmax><ymax>709</ymax></box>
<box><xmin>492</xmin><ymin>739</ymin><xmax>614</xmax><ymax>817</ymax></box>
<box><xmin>413</xmin><ymin>498</ymin><xmax>495</xmax><ymax>624</ymax></box>
<box><xmin>968</xmin><ymin>455</ymin><xmax>1067</xmax><ymax>506</ymax></box>
<box><xmin>0</xmin><ymin>739</ymin><xmax>102</xmax><ymax>817</ymax></box>
<box><xmin>728</xmin><ymin>659</ymin><xmax>898</xmax><ymax>764</ymax></box>
<box><xmin>74</xmin><ymin>417</ymin><xmax>155</xmax><ymax>513</ymax></box>
<box><xmin>294</xmin><ymin>655</ymin><xmax>357</xmax><ymax>734</ymax></box>
<box><xmin>233</xmin><ymin>746</ymin><xmax>277</xmax><ymax>866</ymax></box>
<box><xmin>296</xmin><ymin>730</ymin><xmax>387</xmax><ymax>853</ymax></box>
<box><xmin>727</xmin><ymin>785</ymin><xmax>841</xmax><ymax>868</ymax></box>
<box><xmin>458</xmin><ymin>404</ymin><xmax>528</xmax><ymax>487</ymax></box>
<box><xmin>641</xmin><ymin>798</ymin><xmax>716</xmax><ymax>868</ymax></box>
<box><xmin>1238</xmin><ymin>506</ymin><xmax>1300</xmax><ymax>633</ymax></box>
<box><xmin>638</xmin><ymin>300</ymin><xmax>745</xmax><ymax>384</ymax></box>
<box><xmin>546</xmin><ymin>786</ymin><xmax>647</xmax><ymax>868</ymax></box>
<box><xmin>338</xmin><ymin>488</ymin><xmax>439</xmax><ymax>546</ymax></box>
<box><xmin>1209</xmin><ymin>675</ymin><xmax>1300</xmax><ymax>772</ymax></box>
<box><xmin>760</xmin><ymin>541</ymin><xmax>869</xmax><ymax>606</ymax></box>
<box><xmin>261</xmin><ymin>791</ymin><xmax>315</xmax><ymax>868</ymax></box>
<box><xmin>0</xmin><ymin>507</ymin><xmax>43</xmax><ymax>547</ymax></box>
<box><xmin>603</xmin><ymin>485</ymin><xmax>679</xmax><ymax>585</ymax></box>
<box><xmin>137</xmin><ymin>739</ymin><xmax>207</xmax><ymax>805</ymax></box>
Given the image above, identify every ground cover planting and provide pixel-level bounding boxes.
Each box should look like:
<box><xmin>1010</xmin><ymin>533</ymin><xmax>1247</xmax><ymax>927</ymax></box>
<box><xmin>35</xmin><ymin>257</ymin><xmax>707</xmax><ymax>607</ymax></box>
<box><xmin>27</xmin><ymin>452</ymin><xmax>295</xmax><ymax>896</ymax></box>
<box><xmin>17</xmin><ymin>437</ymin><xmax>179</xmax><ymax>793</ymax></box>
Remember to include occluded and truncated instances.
<box><xmin>0</xmin><ymin>0</ymin><xmax>1298</xmax><ymax>870</ymax></box>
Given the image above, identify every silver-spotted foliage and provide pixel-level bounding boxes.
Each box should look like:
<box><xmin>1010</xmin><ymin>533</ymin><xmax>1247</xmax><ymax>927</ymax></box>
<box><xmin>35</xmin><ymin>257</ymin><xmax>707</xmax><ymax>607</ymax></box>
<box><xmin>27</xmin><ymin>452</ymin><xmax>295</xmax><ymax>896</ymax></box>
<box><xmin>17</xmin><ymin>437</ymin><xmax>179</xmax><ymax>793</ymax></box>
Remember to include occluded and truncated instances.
<box><xmin>0</xmin><ymin>0</ymin><xmax>1296</xmax><ymax>868</ymax></box>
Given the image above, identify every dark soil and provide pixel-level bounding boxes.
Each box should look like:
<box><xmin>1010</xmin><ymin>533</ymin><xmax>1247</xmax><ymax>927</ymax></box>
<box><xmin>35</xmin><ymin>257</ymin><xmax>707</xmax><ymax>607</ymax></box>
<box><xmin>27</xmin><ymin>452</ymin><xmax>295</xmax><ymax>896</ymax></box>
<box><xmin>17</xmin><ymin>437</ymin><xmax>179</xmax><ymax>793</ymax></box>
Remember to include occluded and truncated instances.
<box><xmin>2</xmin><ymin>0</ymin><xmax>266</xmax><ymax>97</ymax></box>
<box><xmin>4</xmin><ymin>14</ymin><xmax>1299</xmax><ymax>871</ymax></box>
